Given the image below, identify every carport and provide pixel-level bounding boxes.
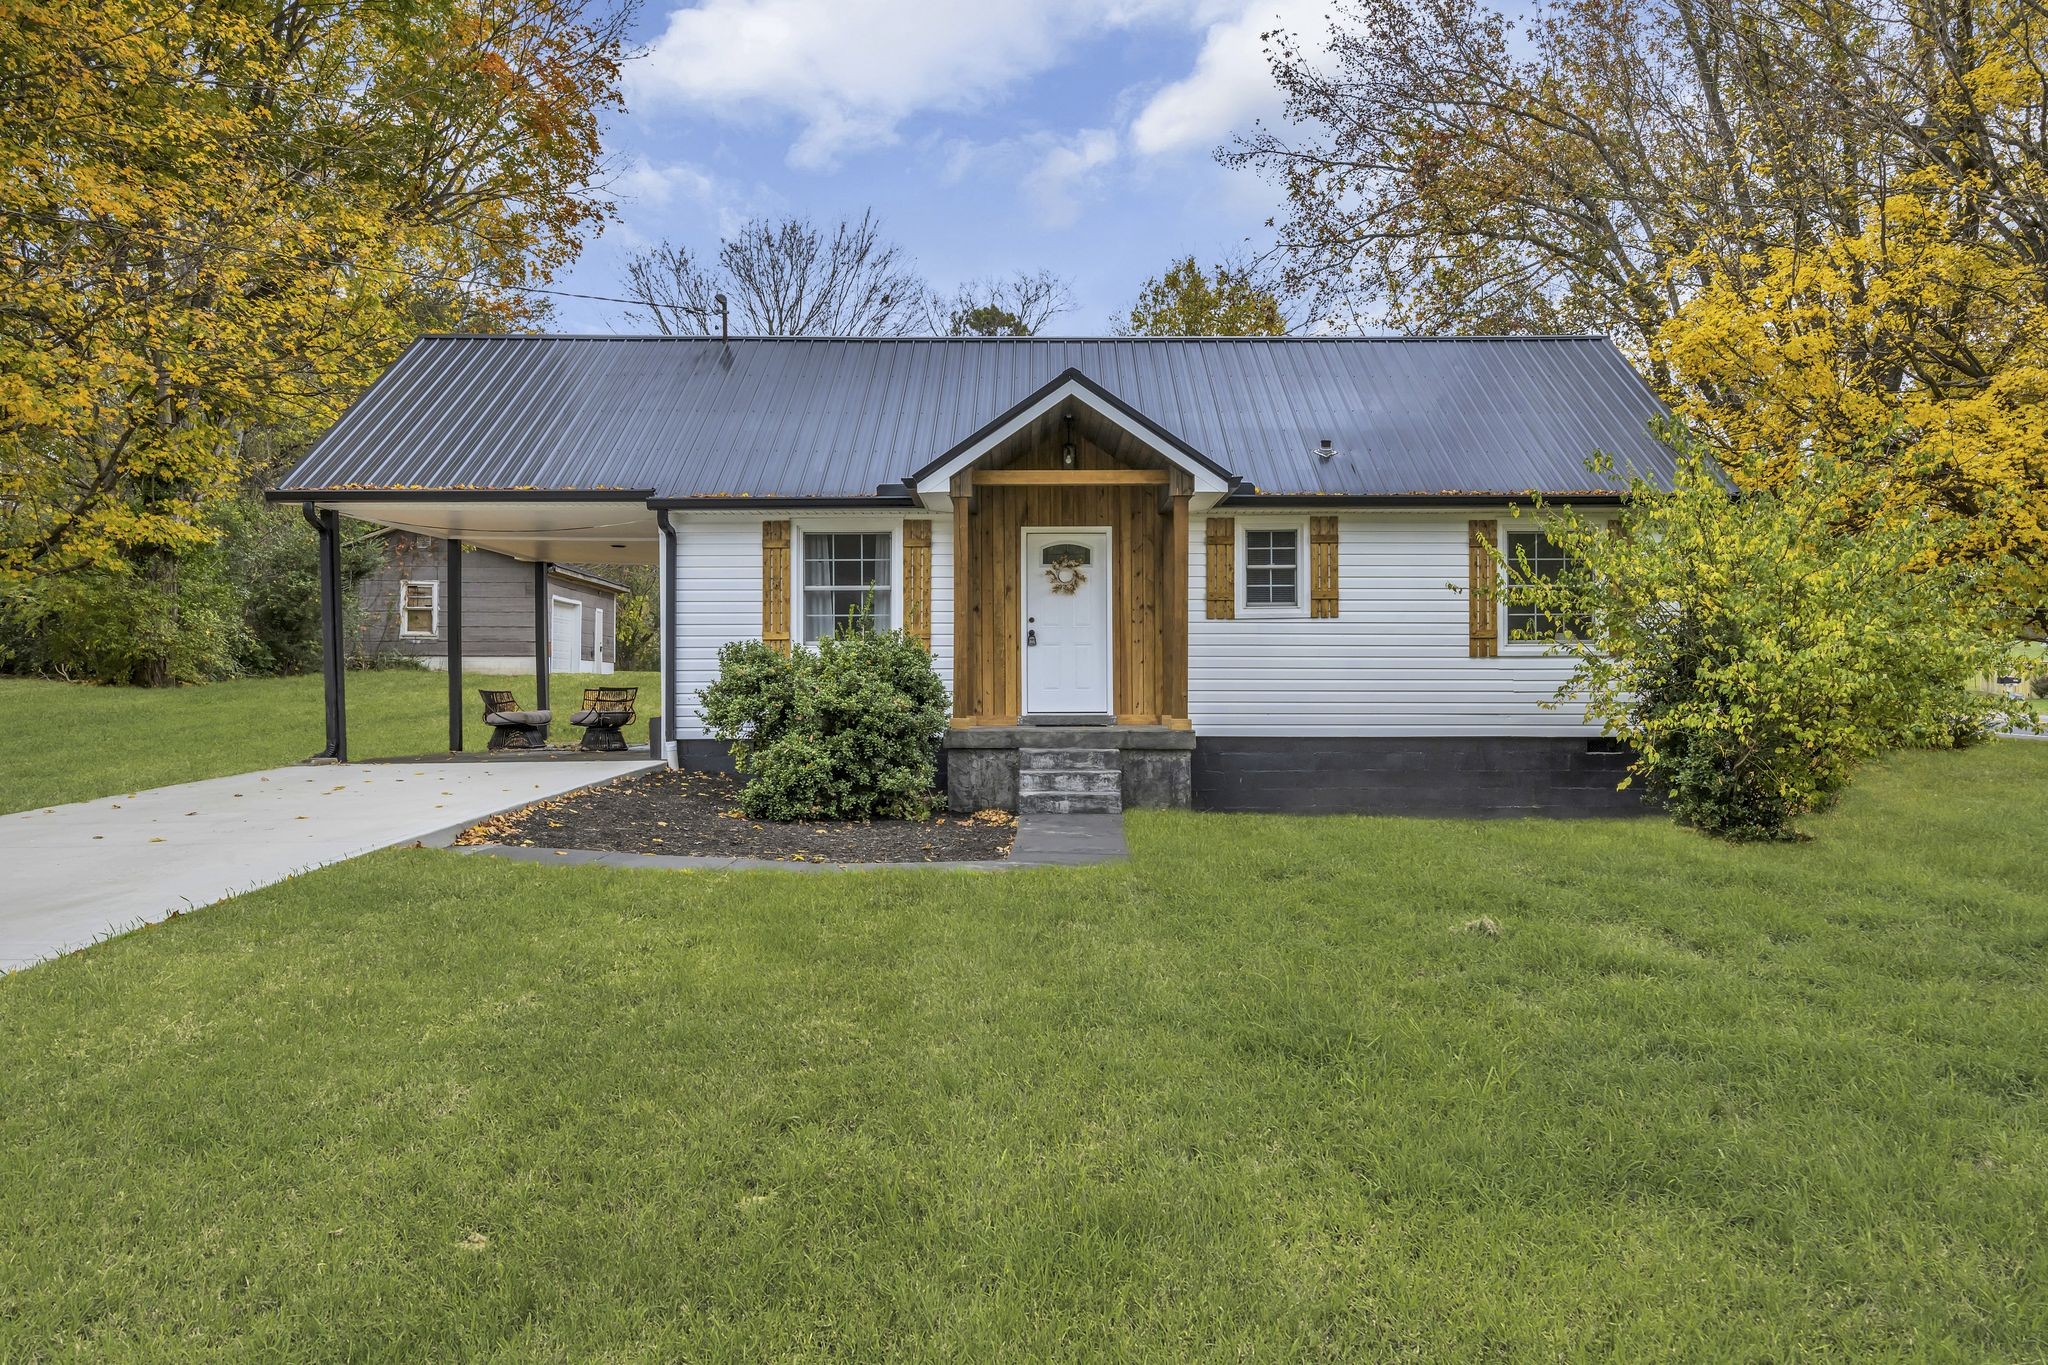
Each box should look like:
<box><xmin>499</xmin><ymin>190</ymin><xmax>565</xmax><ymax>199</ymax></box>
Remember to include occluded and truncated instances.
<box><xmin>273</xmin><ymin>489</ymin><xmax>663</xmax><ymax>762</ymax></box>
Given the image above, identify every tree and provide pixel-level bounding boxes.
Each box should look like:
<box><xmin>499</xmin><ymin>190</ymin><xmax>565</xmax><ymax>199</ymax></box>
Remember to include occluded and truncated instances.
<box><xmin>927</xmin><ymin>270</ymin><xmax>1075</xmax><ymax>335</ymax></box>
<box><xmin>1498</xmin><ymin>434</ymin><xmax>2021</xmax><ymax>841</ymax></box>
<box><xmin>0</xmin><ymin>0</ymin><xmax>631</xmax><ymax>677</ymax></box>
<box><xmin>624</xmin><ymin>212</ymin><xmax>927</xmax><ymax>337</ymax></box>
<box><xmin>1118</xmin><ymin>257</ymin><xmax>1288</xmax><ymax>335</ymax></box>
<box><xmin>1230</xmin><ymin>0</ymin><xmax>2048</xmax><ymax>629</ymax></box>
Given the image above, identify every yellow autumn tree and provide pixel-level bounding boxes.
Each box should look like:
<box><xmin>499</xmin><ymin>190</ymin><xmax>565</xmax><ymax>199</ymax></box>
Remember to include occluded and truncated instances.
<box><xmin>0</xmin><ymin>0</ymin><xmax>628</xmax><ymax>588</ymax></box>
<box><xmin>1240</xmin><ymin>0</ymin><xmax>2048</xmax><ymax>629</ymax></box>
<box><xmin>1659</xmin><ymin>182</ymin><xmax>2048</xmax><ymax>633</ymax></box>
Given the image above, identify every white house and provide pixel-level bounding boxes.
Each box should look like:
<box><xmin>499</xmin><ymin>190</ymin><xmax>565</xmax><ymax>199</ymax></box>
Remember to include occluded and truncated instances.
<box><xmin>271</xmin><ymin>335</ymin><xmax>1676</xmax><ymax>815</ymax></box>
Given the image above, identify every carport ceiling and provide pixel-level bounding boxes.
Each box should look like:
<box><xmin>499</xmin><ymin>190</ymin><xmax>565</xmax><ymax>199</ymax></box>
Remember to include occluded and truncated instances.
<box><xmin>316</xmin><ymin>499</ymin><xmax>658</xmax><ymax>566</ymax></box>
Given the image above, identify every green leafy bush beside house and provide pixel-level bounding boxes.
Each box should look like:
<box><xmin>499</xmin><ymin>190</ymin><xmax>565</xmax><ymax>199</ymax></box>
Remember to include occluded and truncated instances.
<box><xmin>698</xmin><ymin>627</ymin><xmax>949</xmax><ymax>821</ymax></box>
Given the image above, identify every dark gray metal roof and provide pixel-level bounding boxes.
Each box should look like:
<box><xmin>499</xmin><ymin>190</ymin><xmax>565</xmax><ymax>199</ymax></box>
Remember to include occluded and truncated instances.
<box><xmin>276</xmin><ymin>334</ymin><xmax>1676</xmax><ymax>501</ymax></box>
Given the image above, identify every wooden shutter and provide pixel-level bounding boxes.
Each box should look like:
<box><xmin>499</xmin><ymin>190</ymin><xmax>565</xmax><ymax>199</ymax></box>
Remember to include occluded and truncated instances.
<box><xmin>762</xmin><ymin>519</ymin><xmax>791</xmax><ymax>653</ymax></box>
<box><xmin>1308</xmin><ymin>516</ymin><xmax>1339</xmax><ymax>618</ymax></box>
<box><xmin>1467</xmin><ymin>519</ymin><xmax>1498</xmax><ymax>658</ymax></box>
<box><xmin>902</xmin><ymin>519</ymin><xmax>932</xmax><ymax>646</ymax></box>
<box><xmin>1205</xmin><ymin>517</ymin><xmax>1235</xmax><ymax>619</ymax></box>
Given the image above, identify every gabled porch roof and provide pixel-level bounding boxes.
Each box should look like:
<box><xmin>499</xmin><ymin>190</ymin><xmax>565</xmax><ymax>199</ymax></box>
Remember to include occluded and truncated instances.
<box><xmin>902</xmin><ymin>368</ymin><xmax>1237</xmax><ymax>508</ymax></box>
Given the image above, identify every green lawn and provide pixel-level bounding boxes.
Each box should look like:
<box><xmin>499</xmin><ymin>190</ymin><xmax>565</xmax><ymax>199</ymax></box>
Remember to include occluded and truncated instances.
<box><xmin>0</xmin><ymin>670</ymin><xmax>660</xmax><ymax>814</ymax></box>
<box><xmin>3</xmin><ymin>744</ymin><xmax>2046</xmax><ymax>1359</ymax></box>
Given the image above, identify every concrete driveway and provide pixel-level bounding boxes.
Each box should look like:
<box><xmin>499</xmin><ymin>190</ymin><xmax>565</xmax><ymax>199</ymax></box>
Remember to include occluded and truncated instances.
<box><xmin>0</xmin><ymin>758</ymin><xmax>658</xmax><ymax>972</ymax></box>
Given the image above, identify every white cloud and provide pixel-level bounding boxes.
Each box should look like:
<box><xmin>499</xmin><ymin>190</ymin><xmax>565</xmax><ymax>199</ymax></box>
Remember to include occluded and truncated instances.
<box><xmin>616</xmin><ymin>157</ymin><xmax>721</xmax><ymax>210</ymax></box>
<box><xmin>608</xmin><ymin>156</ymin><xmax>776</xmax><ymax>247</ymax></box>
<box><xmin>628</xmin><ymin>0</ymin><xmax>1226</xmax><ymax>168</ymax></box>
<box><xmin>1129</xmin><ymin>0</ymin><xmax>1325</xmax><ymax>158</ymax></box>
<box><xmin>1021</xmin><ymin>128</ymin><xmax>1121</xmax><ymax>228</ymax></box>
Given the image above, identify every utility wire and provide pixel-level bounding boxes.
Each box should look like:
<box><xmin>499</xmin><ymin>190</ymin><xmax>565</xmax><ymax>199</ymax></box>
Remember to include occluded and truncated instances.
<box><xmin>0</xmin><ymin>205</ymin><xmax>725</xmax><ymax>315</ymax></box>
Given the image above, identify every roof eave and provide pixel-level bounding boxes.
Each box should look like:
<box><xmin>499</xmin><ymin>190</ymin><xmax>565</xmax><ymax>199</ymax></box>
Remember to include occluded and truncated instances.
<box><xmin>264</xmin><ymin>487</ymin><xmax>657</xmax><ymax>504</ymax></box>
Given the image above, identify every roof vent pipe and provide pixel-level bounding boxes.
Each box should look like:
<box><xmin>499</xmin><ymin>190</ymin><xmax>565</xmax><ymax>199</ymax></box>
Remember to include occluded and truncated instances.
<box><xmin>1317</xmin><ymin>438</ymin><xmax>1336</xmax><ymax>460</ymax></box>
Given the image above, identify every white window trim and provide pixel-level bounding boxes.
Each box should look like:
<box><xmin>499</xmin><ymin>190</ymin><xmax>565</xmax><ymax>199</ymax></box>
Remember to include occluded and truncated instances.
<box><xmin>398</xmin><ymin>579</ymin><xmax>440</xmax><ymax>639</ymax></box>
<box><xmin>593</xmin><ymin>606</ymin><xmax>606</xmax><ymax>661</ymax></box>
<box><xmin>1236</xmin><ymin>516</ymin><xmax>1310</xmax><ymax>619</ymax></box>
<box><xmin>791</xmin><ymin>519</ymin><xmax>904</xmax><ymax>644</ymax></box>
<box><xmin>1496</xmin><ymin>521</ymin><xmax>1580</xmax><ymax>655</ymax></box>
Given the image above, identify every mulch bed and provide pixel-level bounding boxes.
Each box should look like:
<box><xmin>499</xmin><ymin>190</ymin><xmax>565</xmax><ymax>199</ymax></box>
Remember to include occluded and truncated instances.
<box><xmin>455</xmin><ymin>768</ymin><xmax>1016</xmax><ymax>864</ymax></box>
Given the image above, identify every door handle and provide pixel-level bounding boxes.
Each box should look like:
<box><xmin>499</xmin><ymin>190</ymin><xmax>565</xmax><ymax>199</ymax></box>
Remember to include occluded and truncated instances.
<box><xmin>1026</xmin><ymin>628</ymin><xmax>1037</xmax><ymax>646</ymax></box>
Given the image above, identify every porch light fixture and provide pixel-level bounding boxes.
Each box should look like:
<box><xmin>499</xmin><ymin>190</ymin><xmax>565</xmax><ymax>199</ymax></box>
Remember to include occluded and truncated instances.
<box><xmin>1061</xmin><ymin>410</ymin><xmax>1076</xmax><ymax>468</ymax></box>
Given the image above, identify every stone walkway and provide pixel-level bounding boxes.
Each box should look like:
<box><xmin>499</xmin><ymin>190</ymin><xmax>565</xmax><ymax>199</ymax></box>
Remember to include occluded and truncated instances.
<box><xmin>1</xmin><ymin>759</ymin><xmax>658</xmax><ymax>972</ymax></box>
<box><xmin>448</xmin><ymin>810</ymin><xmax>1129</xmax><ymax>873</ymax></box>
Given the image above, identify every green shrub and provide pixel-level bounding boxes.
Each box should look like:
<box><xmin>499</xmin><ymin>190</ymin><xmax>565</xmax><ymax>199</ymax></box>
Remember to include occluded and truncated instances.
<box><xmin>0</xmin><ymin>495</ymin><xmax>375</xmax><ymax>685</ymax></box>
<box><xmin>698</xmin><ymin>627</ymin><xmax>949</xmax><ymax>821</ymax></box>
<box><xmin>607</xmin><ymin>564</ymin><xmax>661</xmax><ymax>671</ymax></box>
<box><xmin>1498</xmin><ymin>431</ymin><xmax>2017</xmax><ymax>841</ymax></box>
<box><xmin>0</xmin><ymin>558</ymin><xmax>251</xmax><ymax>686</ymax></box>
<box><xmin>215</xmin><ymin>497</ymin><xmax>376</xmax><ymax>675</ymax></box>
<box><xmin>2033</xmin><ymin>673</ymin><xmax>2048</xmax><ymax>701</ymax></box>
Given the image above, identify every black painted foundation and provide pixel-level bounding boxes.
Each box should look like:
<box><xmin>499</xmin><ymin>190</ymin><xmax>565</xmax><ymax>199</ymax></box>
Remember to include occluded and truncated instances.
<box><xmin>680</xmin><ymin>735</ymin><xmax>1647</xmax><ymax>819</ymax></box>
<box><xmin>1192</xmin><ymin>736</ymin><xmax>1647</xmax><ymax>818</ymax></box>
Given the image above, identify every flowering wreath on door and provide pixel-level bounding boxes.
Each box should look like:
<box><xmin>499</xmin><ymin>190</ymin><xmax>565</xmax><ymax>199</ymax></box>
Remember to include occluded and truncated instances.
<box><xmin>1042</xmin><ymin>551</ymin><xmax>1088</xmax><ymax>595</ymax></box>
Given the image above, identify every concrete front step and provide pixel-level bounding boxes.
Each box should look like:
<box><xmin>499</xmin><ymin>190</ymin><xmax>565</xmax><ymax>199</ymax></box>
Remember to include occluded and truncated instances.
<box><xmin>1017</xmin><ymin>747</ymin><xmax>1124</xmax><ymax>813</ymax></box>
<box><xmin>1019</xmin><ymin>747</ymin><xmax>1119</xmax><ymax>773</ymax></box>
<box><xmin>1018</xmin><ymin>791</ymin><xmax>1123</xmax><ymax>815</ymax></box>
<box><xmin>1019</xmin><ymin>769</ymin><xmax>1122</xmax><ymax>797</ymax></box>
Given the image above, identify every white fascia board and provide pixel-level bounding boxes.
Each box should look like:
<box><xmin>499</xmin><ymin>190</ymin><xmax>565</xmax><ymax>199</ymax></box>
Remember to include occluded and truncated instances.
<box><xmin>910</xmin><ymin>378</ymin><xmax>1230</xmax><ymax>509</ymax></box>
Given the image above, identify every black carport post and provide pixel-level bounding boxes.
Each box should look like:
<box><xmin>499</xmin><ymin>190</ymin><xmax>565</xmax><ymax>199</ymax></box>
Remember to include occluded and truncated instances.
<box><xmin>533</xmin><ymin>559</ymin><xmax>551</xmax><ymax>712</ymax></box>
<box><xmin>301</xmin><ymin>502</ymin><xmax>348</xmax><ymax>762</ymax></box>
<box><xmin>657</xmin><ymin>510</ymin><xmax>677</xmax><ymax>767</ymax></box>
<box><xmin>445</xmin><ymin>539</ymin><xmax>463</xmax><ymax>752</ymax></box>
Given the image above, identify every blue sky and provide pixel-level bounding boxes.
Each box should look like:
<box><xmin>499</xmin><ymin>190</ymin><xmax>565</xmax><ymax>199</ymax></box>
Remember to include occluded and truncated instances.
<box><xmin>548</xmin><ymin>0</ymin><xmax>1329</xmax><ymax>333</ymax></box>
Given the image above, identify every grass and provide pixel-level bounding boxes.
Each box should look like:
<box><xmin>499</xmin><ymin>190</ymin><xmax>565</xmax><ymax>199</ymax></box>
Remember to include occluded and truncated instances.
<box><xmin>3</xmin><ymin>742</ymin><xmax>2046</xmax><ymax>1359</ymax></box>
<box><xmin>0</xmin><ymin>670</ymin><xmax>660</xmax><ymax>814</ymax></box>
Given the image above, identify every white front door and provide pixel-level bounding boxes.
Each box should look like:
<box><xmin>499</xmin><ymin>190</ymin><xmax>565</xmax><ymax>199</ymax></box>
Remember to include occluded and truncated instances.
<box><xmin>1022</xmin><ymin>529</ymin><xmax>1112</xmax><ymax>717</ymax></box>
<box><xmin>550</xmin><ymin>598</ymin><xmax>583</xmax><ymax>673</ymax></box>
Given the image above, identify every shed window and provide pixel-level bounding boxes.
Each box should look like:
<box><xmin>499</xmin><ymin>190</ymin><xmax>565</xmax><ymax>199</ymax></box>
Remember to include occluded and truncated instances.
<box><xmin>1504</xmin><ymin>531</ymin><xmax>1585</xmax><ymax>640</ymax></box>
<box><xmin>399</xmin><ymin>580</ymin><xmax>439</xmax><ymax>638</ymax></box>
<box><xmin>802</xmin><ymin>532</ymin><xmax>892</xmax><ymax>641</ymax></box>
<box><xmin>1243</xmin><ymin>528</ymin><xmax>1299</xmax><ymax>608</ymax></box>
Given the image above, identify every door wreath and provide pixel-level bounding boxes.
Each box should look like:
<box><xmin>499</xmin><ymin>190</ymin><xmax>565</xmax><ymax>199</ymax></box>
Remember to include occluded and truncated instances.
<box><xmin>1043</xmin><ymin>552</ymin><xmax>1088</xmax><ymax>595</ymax></box>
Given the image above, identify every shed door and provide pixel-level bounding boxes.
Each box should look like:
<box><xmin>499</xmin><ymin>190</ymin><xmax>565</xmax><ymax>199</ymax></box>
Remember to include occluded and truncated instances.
<box><xmin>550</xmin><ymin>598</ymin><xmax>583</xmax><ymax>672</ymax></box>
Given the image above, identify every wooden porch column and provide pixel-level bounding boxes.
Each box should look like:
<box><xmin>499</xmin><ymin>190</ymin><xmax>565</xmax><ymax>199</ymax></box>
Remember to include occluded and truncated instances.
<box><xmin>446</xmin><ymin>539</ymin><xmax>463</xmax><ymax>752</ymax></box>
<box><xmin>1164</xmin><ymin>485</ymin><xmax>1190</xmax><ymax>727</ymax></box>
<box><xmin>950</xmin><ymin>474</ymin><xmax>977</xmax><ymax>725</ymax></box>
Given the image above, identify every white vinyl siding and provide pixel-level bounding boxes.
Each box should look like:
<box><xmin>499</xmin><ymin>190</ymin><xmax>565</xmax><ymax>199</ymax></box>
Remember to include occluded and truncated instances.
<box><xmin>669</xmin><ymin>511</ymin><xmax>951</xmax><ymax>740</ymax></box>
<box><xmin>671</xmin><ymin>507</ymin><xmax>1578</xmax><ymax>741</ymax></box>
<box><xmin>1189</xmin><ymin>511</ymin><xmax>1594</xmax><ymax>736</ymax></box>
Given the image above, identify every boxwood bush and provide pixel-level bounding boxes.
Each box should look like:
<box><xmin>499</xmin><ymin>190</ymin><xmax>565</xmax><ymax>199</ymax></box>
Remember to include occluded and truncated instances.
<box><xmin>698</xmin><ymin>627</ymin><xmax>949</xmax><ymax>821</ymax></box>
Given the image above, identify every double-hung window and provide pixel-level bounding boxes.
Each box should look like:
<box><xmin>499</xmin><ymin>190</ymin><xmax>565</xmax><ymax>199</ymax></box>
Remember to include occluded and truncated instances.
<box><xmin>802</xmin><ymin>531</ymin><xmax>892</xmax><ymax>642</ymax></box>
<box><xmin>399</xmin><ymin>580</ymin><xmax>439</xmax><ymax>638</ymax></box>
<box><xmin>1503</xmin><ymin>530</ymin><xmax>1585</xmax><ymax>642</ymax></box>
<box><xmin>1242</xmin><ymin>525</ymin><xmax>1302</xmax><ymax>612</ymax></box>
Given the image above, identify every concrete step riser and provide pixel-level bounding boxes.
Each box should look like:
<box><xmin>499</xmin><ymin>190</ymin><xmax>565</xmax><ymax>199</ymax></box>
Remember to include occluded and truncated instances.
<box><xmin>1019</xmin><ymin>793</ymin><xmax>1123</xmax><ymax>815</ymax></box>
<box><xmin>1019</xmin><ymin>748</ymin><xmax>1118</xmax><ymax>772</ymax></box>
<box><xmin>1019</xmin><ymin>771</ymin><xmax>1122</xmax><ymax>797</ymax></box>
